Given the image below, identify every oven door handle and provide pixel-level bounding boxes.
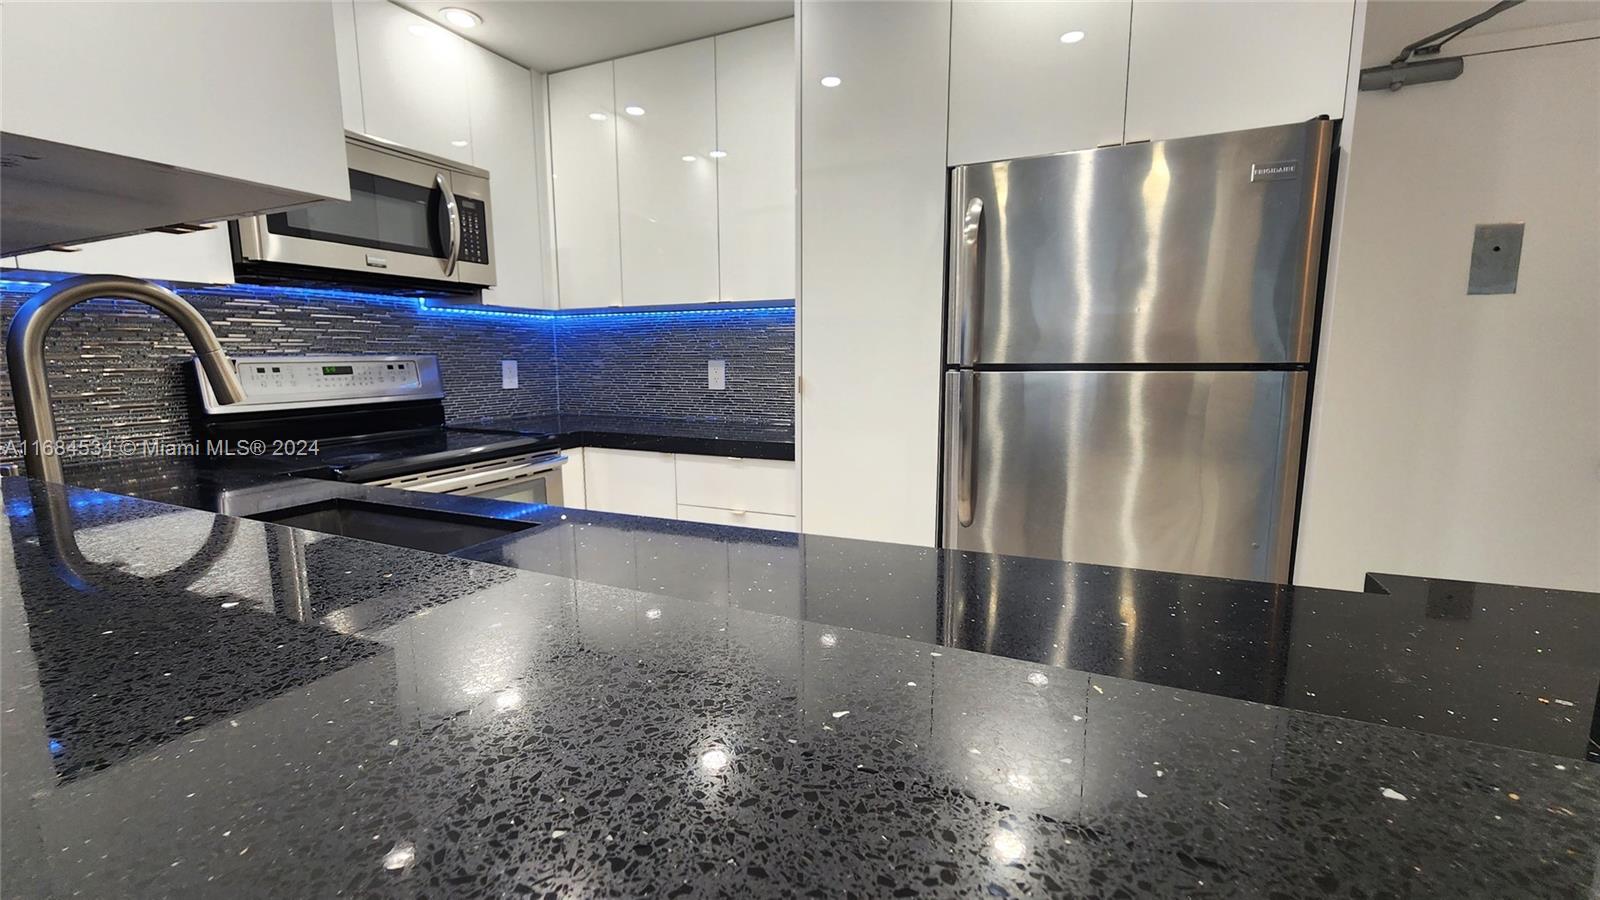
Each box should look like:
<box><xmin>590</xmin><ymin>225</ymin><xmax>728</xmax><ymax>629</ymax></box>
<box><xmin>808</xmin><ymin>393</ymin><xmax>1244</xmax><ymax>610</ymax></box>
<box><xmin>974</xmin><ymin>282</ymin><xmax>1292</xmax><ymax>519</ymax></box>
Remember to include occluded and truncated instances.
<box><xmin>376</xmin><ymin>454</ymin><xmax>567</xmax><ymax>495</ymax></box>
<box><xmin>437</xmin><ymin>171</ymin><xmax>461</xmax><ymax>277</ymax></box>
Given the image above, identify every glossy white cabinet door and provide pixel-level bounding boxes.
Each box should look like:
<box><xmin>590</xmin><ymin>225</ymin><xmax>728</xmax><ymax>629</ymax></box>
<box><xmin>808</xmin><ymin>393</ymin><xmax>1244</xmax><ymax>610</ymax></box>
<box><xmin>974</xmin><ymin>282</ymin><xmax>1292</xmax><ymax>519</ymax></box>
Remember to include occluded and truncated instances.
<box><xmin>331</xmin><ymin>0</ymin><xmax>366</xmax><ymax>133</ymax></box>
<box><xmin>1125</xmin><ymin>0</ymin><xmax>1355</xmax><ymax>142</ymax></box>
<box><xmin>799</xmin><ymin>0</ymin><xmax>950</xmax><ymax>547</ymax></box>
<box><xmin>614</xmin><ymin>39</ymin><xmax>721</xmax><ymax>306</ymax></box>
<box><xmin>675</xmin><ymin>455</ymin><xmax>797</xmax><ymax>515</ymax></box>
<box><xmin>353</xmin><ymin>0</ymin><xmax>474</xmax><ymax>163</ymax></box>
<box><xmin>464</xmin><ymin>46</ymin><xmax>551</xmax><ymax>309</ymax></box>
<box><xmin>716</xmin><ymin>19</ymin><xmax>797</xmax><ymax>301</ymax></box>
<box><xmin>0</xmin><ymin>0</ymin><xmax>348</xmax><ymax>226</ymax></box>
<box><xmin>583</xmin><ymin>449</ymin><xmax>678</xmax><ymax>518</ymax></box>
<box><xmin>549</xmin><ymin>62</ymin><xmax>624</xmax><ymax>308</ymax></box>
<box><xmin>949</xmin><ymin>0</ymin><xmax>1131</xmax><ymax>165</ymax></box>
<box><xmin>676</xmin><ymin>504</ymin><xmax>797</xmax><ymax>532</ymax></box>
<box><xmin>14</xmin><ymin>229</ymin><xmax>234</xmax><ymax>286</ymax></box>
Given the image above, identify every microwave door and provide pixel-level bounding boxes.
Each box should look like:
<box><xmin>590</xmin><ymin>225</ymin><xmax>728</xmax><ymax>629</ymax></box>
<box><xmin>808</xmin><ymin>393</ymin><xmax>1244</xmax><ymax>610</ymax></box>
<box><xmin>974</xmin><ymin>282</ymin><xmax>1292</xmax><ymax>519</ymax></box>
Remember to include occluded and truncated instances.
<box><xmin>246</xmin><ymin>145</ymin><xmax>454</xmax><ymax>281</ymax></box>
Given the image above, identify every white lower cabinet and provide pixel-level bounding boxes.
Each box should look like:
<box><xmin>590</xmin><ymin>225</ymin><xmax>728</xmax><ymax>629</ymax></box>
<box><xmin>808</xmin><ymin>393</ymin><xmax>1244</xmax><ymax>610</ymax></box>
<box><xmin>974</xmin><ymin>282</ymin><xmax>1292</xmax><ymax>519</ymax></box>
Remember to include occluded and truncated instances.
<box><xmin>581</xmin><ymin>448</ymin><xmax>678</xmax><ymax>518</ymax></box>
<box><xmin>676</xmin><ymin>504</ymin><xmax>797</xmax><ymax>532</ymax></box>
<box><xmin>559</xmin><ymin>447</ymin><xmax>587</xmax><ymax>509</ymax></box>
<box><xmin>674</xmin><ymin>455</ymin><xmax>797</xmax><ymax>516</ymax></box>
<box><xmin>572</xmin><ymin>447</ymin><xmax>797</xmax><ymax>531</ymax></box>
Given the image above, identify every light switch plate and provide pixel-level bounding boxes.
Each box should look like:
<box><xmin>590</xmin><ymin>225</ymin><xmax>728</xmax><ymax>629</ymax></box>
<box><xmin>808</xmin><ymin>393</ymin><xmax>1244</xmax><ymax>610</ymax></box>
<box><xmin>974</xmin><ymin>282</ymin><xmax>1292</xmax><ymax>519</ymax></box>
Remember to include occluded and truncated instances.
<box><xmin>708</xmin><ymin>359</ymin><xmax>726</xmax><ymax>391</ymax></box>
<box><xmin>501</xmin><ymin>360</ymin><xmax>518</xmax><ymax>389</ymax></box>
<box><xmin>1467</xmin><ymin>223</ymin><xmax>1524</xmax><ymax>295</ymax></box>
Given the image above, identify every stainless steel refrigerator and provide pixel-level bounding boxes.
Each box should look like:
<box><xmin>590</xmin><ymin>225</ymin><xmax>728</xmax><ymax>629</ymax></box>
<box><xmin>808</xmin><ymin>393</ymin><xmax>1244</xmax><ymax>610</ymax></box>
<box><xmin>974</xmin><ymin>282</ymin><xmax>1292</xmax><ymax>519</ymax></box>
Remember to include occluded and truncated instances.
<box><xmin>941</xmin><ymin>119</ymin><xmax>1335</xmax><ymax>582</ymax></box>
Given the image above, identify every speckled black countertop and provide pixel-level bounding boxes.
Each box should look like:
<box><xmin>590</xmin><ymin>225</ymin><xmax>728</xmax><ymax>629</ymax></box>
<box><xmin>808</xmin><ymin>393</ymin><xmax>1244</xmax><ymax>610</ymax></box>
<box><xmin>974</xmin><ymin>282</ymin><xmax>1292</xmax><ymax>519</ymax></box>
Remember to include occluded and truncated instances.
<box><xmin>450</xmin><ymin>413</ymin><xmax>796</xmax><ymax>461</ymax></box>
<box><xmin>3</xmin><ymin>475</ymin><xmax>1598</xmax><ymax>897</ymax></box>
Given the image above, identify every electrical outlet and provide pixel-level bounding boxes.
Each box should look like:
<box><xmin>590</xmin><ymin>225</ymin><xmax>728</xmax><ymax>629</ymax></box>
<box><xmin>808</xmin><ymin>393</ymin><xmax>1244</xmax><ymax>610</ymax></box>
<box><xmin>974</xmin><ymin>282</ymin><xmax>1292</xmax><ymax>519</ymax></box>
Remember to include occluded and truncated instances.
<box><xmin>708</xmin><ymin>359</ymin><xmax>726</xmax><ymax>391</ymax></box>
<box><xmin>501</xmin><ymin>360</ymin><xmax>518</xmax><ymax>389</ymax></box>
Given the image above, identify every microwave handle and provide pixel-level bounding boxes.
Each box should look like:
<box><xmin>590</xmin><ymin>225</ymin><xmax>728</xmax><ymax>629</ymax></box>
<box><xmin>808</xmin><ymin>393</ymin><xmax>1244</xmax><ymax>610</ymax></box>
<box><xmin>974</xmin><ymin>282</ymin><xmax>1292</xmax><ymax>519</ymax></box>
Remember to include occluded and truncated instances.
<box><xmin>436</xmin><ymin>172</ymin><xmax>461</xmax><ymax>277</ymax></box>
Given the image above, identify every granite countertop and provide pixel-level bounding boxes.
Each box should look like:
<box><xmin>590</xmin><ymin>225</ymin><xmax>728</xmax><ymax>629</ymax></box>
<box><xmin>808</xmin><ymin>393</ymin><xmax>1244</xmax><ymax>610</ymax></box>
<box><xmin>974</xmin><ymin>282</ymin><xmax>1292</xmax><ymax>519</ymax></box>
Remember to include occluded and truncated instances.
<box><xmin>450</xmin><ymin>413</ymin><xmax>796</xmax><ymax>460</ymax></box>
<box><xmin>3</xmin><ymin>475</ymin><xmax>1598</xmax><ymax>897</ymax></box>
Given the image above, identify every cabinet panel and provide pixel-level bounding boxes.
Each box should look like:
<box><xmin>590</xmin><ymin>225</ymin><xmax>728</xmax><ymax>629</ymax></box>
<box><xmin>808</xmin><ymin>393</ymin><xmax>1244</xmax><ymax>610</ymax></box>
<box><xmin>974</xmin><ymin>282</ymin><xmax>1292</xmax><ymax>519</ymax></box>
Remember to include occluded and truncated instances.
<box><xmin>583</xmin><ymin>448</ymin><xmax>677</xmax><ymax>518</ymax></box>
<box><xmin>549</xmin><ymin>62</ymin><xmax>624</xmax><ymax>308</ymax></box>
<box><xmin>15</xmin><ymin>229</ymin><xmax>234</xmax><ymax>286</ymax></box>
<box><xmin>560</xmin><ymin>448</ymin><xmax>588</xmax><ymax>509</ymax></box>
<box><xmin>677</xmin><ymin>504</ymin><xmax>797</xmax><ymax>532</ymax></box>
<box><xmin>353</xmin><ymin>0</ymin><xmax>473</xmax><ymax>162</ymax></box>
<box><xmin>464</xmin><ymin>45</ymin><xmax>550</xmax><ymax>308</ymax></box>
<box><xmin>716</xmin><ymin>20</ymin><xmax>797</xmax><ymax>301</ymax></box>
<box><xmin>332</xmin><ymin>0</ymin><xmax>366</xmax><ymax>133</ymax></box>
<box><xmin>675</xmin><ymin>455</ymin><xmax>797</xmax><ymax>515</ymax></box>
<box><xmin>1124</xmin><ymin>0</ymin><xmax>1354</xmax><ymax>142</ymax></box>
<box><xmin>0</xmin><ymin>0</ymin><xmax>348</xmax><ymax>248</ymax></box>
<box><xmin>614</xmin><ymin>39</ymin><xmax>721</xmax><ymax>305</ymax></box>
<box><xmin>949</xmin><ymin>0</ymin><xmax>1131</xmax><ymax>165</ymax></box>
<box><xmin>799</xmin><ymin>0</ymin><xmax>950</xmax><ymax>547</ymax></box>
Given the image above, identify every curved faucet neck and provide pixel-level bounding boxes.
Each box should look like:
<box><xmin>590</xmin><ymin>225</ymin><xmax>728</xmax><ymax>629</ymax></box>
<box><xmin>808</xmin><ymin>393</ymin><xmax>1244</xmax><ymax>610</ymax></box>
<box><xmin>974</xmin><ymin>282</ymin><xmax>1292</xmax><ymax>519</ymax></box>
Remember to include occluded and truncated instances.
<box><xmin>5</xmin><ymin>274</ymin><xmax>246</xmax><ymax>483</ymax></box>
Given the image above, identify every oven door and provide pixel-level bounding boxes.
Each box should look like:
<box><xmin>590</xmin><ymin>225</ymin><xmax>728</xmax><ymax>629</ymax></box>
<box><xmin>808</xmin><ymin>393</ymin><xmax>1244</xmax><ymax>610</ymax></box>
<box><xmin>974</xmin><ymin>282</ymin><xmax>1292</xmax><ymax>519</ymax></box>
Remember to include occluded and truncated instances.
<box><xmin>236</xmin><ymin>140</ymin><xmax>459</xmax><ymax>282</ymax></box>
<box><xmin>369</xmin><ymin>452</ymin><xmax>567</xmax><ymax>506</ymax></box>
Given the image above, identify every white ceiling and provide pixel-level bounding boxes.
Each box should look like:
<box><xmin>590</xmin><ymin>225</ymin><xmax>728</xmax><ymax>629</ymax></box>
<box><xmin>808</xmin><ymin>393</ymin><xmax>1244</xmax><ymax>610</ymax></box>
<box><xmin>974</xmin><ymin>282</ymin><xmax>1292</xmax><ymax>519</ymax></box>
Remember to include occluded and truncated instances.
<box><xmin>1361</xmin><ymin>0</ymin><xmax>1600</xmax><ymax>66</ymax></box>
<box><xmin>394</xmin><ymin>0</ymin><xmax>794</xmax><ymax>72</ymax></box>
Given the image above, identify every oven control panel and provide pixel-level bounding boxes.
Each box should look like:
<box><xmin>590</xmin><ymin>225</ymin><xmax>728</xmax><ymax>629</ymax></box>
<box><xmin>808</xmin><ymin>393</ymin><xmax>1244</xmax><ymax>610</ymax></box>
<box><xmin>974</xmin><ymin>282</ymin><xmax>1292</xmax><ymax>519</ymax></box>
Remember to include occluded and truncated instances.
<box><xmin>195</xmin><ymin>354</ymin><xmax>444</xmax><ymax>414</ymax></box>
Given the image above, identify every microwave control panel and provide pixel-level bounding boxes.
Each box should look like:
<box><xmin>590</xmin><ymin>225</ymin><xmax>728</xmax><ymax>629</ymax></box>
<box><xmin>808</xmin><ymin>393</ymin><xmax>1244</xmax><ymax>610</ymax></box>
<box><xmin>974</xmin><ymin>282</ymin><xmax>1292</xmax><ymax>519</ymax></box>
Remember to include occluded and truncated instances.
<box><xmin>458</xmin><ymin>197</ymin><xmax>489</xmax><ymax>265</ymax></box>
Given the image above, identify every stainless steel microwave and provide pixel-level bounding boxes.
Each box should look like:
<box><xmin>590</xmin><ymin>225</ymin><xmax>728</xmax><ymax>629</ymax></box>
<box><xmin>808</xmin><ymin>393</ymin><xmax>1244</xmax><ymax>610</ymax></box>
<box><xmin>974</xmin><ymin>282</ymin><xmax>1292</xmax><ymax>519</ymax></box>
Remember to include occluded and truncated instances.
<box><xmin>231</xmin><ymin>133</ymin><xmax>495</xmax><ymax>290</ymax></box>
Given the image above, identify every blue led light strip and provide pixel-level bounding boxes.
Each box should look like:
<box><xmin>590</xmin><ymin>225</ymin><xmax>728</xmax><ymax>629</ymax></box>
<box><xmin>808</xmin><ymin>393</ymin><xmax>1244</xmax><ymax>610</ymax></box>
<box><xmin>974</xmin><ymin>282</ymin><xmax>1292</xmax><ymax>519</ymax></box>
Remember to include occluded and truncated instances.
<box><xmin>2</xmin><ymin>275</ymin><xmax>793</xmax><ymax>326</ymax></box>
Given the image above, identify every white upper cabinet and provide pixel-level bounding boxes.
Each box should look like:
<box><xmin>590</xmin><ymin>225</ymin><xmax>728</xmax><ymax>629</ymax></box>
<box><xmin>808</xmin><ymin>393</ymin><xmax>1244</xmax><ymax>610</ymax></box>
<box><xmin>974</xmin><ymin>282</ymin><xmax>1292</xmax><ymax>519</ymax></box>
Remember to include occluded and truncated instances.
<box><xmin>1124</xmin><ymin>0</ymin><xmax>1355</xmax><ymax>142</ymax></box>
<box><xmin>715</xmin><ymin>20</ymin><xmax>797</xmax><ymax>301</ymax></box>
<box><xmin>614</xmin><ymin>39</ymin><xmax>721</xmax><ymax>306</ymax></box>
<box><xmin>549</xmin><ymin>61</ymin><xmax>624</xmax><ymax>308</ymax></box>
<box><xmin>352</xmin><ymin>0</ymin><xmax>474</xmax><ymax>163</ymax></box>
<box><xmin>0</xmin><ymin>0</ymin><xmax>347</xmax><ymax>253</ymax></box>
<box><xmin>332</xmin><ymin>0</ymin><xmax>367</xmax><ymax>134</ymax></box>
<box><xmin>13</xmin><ymin>229</ymin><xmax>235</xmax><ymax>286</ymax></box>
<box><xmin>464</xmin><ymin>47</ymin><xmax>551</xmax><ymax>308</ymax></box>
<box><xmin>948</xmin><ymin>0</ymin><xmax>1132</xmax><ymax>165</ymax></box>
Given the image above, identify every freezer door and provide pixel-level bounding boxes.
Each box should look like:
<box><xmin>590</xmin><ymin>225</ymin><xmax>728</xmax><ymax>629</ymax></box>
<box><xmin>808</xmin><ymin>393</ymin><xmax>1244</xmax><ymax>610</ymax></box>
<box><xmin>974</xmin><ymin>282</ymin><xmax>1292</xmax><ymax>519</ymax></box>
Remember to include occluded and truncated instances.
<box><xmin>947</xmin><ymin>120</ymin><xmax>1333</xmax><ymax>366</ymax></box>
<box><xmin>942</xmin><ymin>370</ymin><xmax>1308</xmax><ymax>582</ymax></box>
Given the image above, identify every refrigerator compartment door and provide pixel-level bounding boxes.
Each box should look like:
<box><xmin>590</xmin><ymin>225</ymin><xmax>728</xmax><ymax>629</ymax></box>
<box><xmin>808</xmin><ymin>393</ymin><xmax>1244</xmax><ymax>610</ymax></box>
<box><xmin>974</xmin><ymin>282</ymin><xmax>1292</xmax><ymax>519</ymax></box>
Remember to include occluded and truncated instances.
<box><xmin>942</xmin><ymin>369</ymin><xmax>1307</xmax><ymax>582</ymax></box>
<box><xmin>947</xmin><ymin>120</ymin><xmax>1332</xmax><ymax>366</ymax></box>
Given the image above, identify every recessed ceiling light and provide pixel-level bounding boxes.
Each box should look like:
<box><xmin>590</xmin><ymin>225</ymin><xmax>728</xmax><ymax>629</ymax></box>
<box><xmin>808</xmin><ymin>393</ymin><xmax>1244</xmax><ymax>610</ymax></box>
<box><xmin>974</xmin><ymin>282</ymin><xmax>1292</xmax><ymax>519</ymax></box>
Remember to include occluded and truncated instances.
<box><xmin>1059</xmin><ymin>30</ymin><xmax>1086</xmax><ymax>44</ymax></box>
<box><xmin>588</xmin><ymin>112</ymin><xmax>608</xmax><ymax>121</ymax></box>
<box><xmin>450</xmin><ymin>140</ymin><xmax>469</xmax><ymax>147</ymax></box>
<box><xmin>624</xmin><ymin>105</ymin><xmax>646</xmax><ymax>116</ymax></box>
<box><xmin>819</xmin><ymin>75</ymin><xmax>842</xmax><ymax>88</ymax></box>
<box><xmin>440</xmin><ymin>7</ymin><xmax>481</xmax><ymax>28</ymax></box>
<box><xmin>681</xmin><ymin>155</ymin><xmax>699</xmax><ymax>162</ymax></box>
<box><xmin>708</xmin><ymin>149</ymin><xmax>728</xmax><ymax>159</ymax></box>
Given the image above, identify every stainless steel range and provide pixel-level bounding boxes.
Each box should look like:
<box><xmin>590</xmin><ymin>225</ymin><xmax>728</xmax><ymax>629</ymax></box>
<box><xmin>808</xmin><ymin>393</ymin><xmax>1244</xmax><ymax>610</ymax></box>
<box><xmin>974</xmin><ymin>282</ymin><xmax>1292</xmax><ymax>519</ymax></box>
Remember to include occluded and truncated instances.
<box><xmin>192</xmin><ymin>353</ymin><xmax>565</xmax><ymax>505</ymax></box>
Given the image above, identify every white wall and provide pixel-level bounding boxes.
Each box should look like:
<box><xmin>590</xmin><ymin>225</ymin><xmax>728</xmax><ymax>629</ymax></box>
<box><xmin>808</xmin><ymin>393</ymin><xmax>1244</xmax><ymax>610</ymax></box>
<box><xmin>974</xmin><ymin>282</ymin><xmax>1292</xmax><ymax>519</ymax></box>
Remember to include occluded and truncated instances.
<box><xmin>1296</xmin><ymin>20</ymin><xmax>1600</xmax><ymax>591</ymax></box>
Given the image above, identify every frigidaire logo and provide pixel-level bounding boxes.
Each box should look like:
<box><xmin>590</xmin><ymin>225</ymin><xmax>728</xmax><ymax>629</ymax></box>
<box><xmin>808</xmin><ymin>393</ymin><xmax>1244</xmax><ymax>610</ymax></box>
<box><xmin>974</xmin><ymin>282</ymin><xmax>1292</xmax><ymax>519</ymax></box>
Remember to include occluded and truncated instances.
<box><xmin>1249</xmin><ymin>160</ymin><xmax>1299</xmax><ymax>182</ymax></box>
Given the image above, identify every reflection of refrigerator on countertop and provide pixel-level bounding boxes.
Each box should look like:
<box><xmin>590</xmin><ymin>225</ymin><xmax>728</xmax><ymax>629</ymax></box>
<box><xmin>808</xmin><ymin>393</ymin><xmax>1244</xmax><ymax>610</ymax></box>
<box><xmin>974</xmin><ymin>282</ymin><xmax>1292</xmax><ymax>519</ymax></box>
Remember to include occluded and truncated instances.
<box><xmin>941</xmin><ymin>119</ymin><xmax>1336</xmax><ymax>582</ymax></box>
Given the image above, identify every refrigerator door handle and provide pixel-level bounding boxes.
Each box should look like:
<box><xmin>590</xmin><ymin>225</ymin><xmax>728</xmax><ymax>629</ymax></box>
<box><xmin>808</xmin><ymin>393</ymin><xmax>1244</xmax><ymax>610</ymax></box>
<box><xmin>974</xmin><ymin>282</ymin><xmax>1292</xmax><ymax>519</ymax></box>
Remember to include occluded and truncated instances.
<box><xmin>955</xmin><ymin>369</ymin><xmax>977</xmax><ymax>528</ymax></box>
<box><xmin>951</xmin><ymin>195</ymin><xmax>984</xmax><ymax>366</ymax></box>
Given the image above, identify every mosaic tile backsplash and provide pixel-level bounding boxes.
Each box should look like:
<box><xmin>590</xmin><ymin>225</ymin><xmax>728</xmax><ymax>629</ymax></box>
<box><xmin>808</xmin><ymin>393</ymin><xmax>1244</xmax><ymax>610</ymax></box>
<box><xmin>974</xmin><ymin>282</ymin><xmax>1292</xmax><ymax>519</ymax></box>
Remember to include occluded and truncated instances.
<box><xmin>0</xmin><ymin>279</ymin><xmax>794</xmax><ymax>455</ymax></box>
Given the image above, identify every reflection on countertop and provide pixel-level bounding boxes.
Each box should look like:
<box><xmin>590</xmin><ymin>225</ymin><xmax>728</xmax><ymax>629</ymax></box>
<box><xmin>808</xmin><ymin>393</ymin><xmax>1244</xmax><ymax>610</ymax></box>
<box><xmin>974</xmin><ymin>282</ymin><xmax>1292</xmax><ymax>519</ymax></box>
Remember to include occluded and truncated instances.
<box><xmin>2</xmin><ymin>476</ymin><xmax>1598</xmax><ymax>897</ymax></box>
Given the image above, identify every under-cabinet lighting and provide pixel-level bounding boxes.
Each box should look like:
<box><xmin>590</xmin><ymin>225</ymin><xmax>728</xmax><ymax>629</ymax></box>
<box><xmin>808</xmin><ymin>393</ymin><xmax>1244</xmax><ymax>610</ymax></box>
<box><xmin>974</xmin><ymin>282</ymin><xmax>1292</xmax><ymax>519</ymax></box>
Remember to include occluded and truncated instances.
<box><xmin>624</xmin><ymin>105</ymin><xmax>646</xmax><ymax>116</ymax></box>
<box><xmin>1059</xmin><ymin>30</ymin><xmax>1086</xmax><ymax>44</ymax></box>
<box><xmin>819</xmin><ymin>75</ymin><xmax>842</xmax><ymax>87</ymax></box>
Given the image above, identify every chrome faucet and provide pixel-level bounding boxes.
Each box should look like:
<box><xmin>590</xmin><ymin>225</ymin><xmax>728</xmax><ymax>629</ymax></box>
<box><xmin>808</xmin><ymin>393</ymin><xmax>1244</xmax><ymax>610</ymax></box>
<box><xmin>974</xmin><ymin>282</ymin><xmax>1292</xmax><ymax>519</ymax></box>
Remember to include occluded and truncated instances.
<box><xmin>5</xmin><ymin>274</ymin><xmax>246</xmax><ymax>482</ymax></box>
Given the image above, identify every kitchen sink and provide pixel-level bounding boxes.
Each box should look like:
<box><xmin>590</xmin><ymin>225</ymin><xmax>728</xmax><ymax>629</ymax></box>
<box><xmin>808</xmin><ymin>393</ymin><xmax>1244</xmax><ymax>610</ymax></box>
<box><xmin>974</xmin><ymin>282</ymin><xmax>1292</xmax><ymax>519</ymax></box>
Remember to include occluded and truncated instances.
<box><xmin>248</xmin><ymin>498</ymin><xmax>536</xmax><ymax>554</ymax></box>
